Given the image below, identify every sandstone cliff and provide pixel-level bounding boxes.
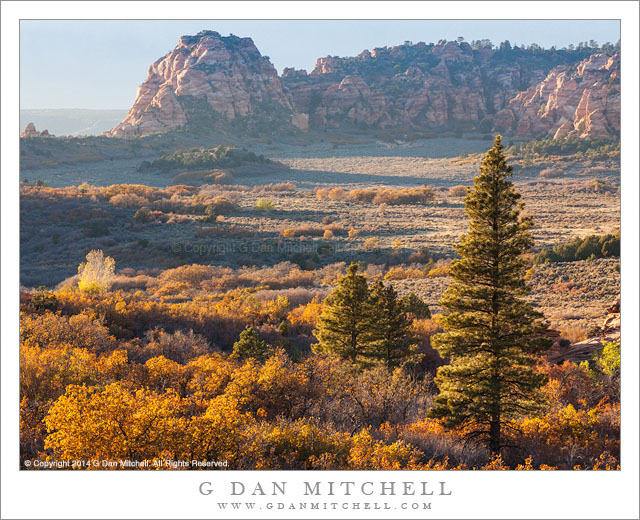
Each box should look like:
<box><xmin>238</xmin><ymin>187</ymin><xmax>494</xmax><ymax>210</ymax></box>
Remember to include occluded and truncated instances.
<box><xmin>503</xmin><ymin>53</ymin><xmax>620</xmax><ymax>139</ymax></box>
<box><xmin>110</xmin><ymin>33</ymin><xmax>620</xmax><ymax>140</ymax></box>
<box><xmin>110</xmin><ymin>31</ymin><xmax>303</xmax><ymax>137</ymax></box>
<box><xmin>284</xmin><ymin>41</ymin><xmax>619</xmax><ymax>139</ymax></box>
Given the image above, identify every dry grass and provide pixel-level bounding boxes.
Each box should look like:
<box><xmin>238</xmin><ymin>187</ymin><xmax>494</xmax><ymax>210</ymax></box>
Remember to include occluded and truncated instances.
<box><xmin>21</xmin><ymin>142</ymin><xmax>619</xmax><ymax>335</ymax></box>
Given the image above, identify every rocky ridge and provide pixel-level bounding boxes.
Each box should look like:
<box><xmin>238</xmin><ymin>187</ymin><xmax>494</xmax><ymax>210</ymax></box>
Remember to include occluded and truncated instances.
<box><xmin>109</xmin><ymin>32</ymin><xmax>620</xmax><ymax>140</ymax></box>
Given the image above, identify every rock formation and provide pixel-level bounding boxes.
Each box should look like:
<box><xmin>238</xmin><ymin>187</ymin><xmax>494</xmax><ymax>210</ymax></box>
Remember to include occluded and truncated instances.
<box><xmin>110</xmin><ymin>33</ymin><xmax>620</xmax><ymax>140</ymax></box>
<box><xmin>110</xmin><ymin>31</ymin><xmax>303</xmax><ymax>137</ymax></box>
<box><xmin>546</xmin><ymin>299</ymin><xmax>620</xmax><ymax>365</ymax></box>
<box><xmin>505</xmin><ymin>53</ymin><xmax>620</xmax><ymax>139</ymax></box>
<box><xmin>20</xmin><ymin>123</ymin><xmax>53</xmax><ymax>138</ymax></box>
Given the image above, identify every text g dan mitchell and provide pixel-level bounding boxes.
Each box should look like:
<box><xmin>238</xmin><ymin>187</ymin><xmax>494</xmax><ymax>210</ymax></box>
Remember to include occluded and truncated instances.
<box><xmin>199</xmin><ymin>480</ymin><xmax>452</xmax><ymax>497</ymax></box>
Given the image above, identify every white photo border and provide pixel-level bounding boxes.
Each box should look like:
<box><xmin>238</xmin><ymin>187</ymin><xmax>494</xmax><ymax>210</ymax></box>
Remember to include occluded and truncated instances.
<box><xmin>2</xmin><ymin>2</ymin><xmax>638</xmax><ymax>519</ymax></box>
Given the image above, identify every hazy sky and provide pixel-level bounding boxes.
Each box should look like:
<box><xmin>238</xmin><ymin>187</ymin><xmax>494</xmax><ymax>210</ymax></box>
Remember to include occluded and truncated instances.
<box><xmin>20</xmin><ymin>20</ymin><xmax>620</xmax><ymax>109</ymax></box>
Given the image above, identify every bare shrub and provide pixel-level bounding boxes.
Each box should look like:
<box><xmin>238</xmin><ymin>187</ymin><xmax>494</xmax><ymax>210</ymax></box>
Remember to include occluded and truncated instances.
<box><xmin>349</xmin><ymin>189</ymin><xmax>377</xmax><ymax>203</ymax></box>
<box><xmin>254</xmin><ymin>287</ymin><xmax>328</xmax><ymax>307</ymax></box>
<box><xmin>315</xmin><ymin>188</ymin><xmax>330</xmax><ymax>200</ymax></box>
<box><xmin>588</xmin><ymin>179</ymin><xmax>617</xmax><ymax>194</ymax></box>
<box><xmin>109</xmin><ymin>193</ymin><xmax>149</xmax><ymax>208</ymax></box>
<box><xmin>363</xmin><ymin>237</ymin><xmax>380</xmax><ymax>250</ymax></box>
<box><xmin>209</xmin><ymin>196</ymin><xmax>236</xmax><ymax>214</ymax></box>
<box><xmin>449</xmin><ymin>185</ymin><xmax>468</xmax><ymax>197</ymax></box>
<box><xmin>347</xmin><ymin>187</ymin><xmax>435</xmax><ymax>205</ymax></box>
<box><xmin>213</xmin><ymin>171</ymin><xmax>234</xmax><ymax>184</ymax></box>
<box><xmin>140</xmin><ymin>328</ymin><xmax>212</xmax><ymax>364</ymax></box>
<box><xmin>560</xmin><ymin>326</ymin><xmax>589</xmax><ymax>344</ymax></box>
<box><xmin>328</xmin><ymin>187</ymin><xmax>347</xmax><ymax>200</ymax></box>
<box><xmin>280</xmin><ymin>225</ymin><xmax>324</xmax><ymax>238</ymax></box>
<box><xmin>254</xmin><ymin>182</ymin><xmax>296</xmax><ymax>192</ymax></box>
<box><xmin>539</xmin><ymin>168</ymin><xmax>563</xmax><ymax>179</ymax></box>
<box><xmin>323</xmin><ymin>222</ymin><xmax>344</xmax><ymax>235</ymax></box>
<box><xmin>194</xmin><ymin>224</ymin><xmax>253</xmax><ymax>238</ymax></box>
<box><xmin>372</xmin><ymin>187</ymin><xmax>435</xmax><ymax>205</ymax></box>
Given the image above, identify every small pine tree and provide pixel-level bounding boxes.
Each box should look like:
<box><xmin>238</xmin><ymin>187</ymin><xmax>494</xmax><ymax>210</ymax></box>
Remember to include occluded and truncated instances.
<box><xmin>232</xmin><ymin>326</ymin><xmax>269</xmax><ymax>362</ymax></box>
<box><xmin>30</xmin><ymin>286</ymin><xmax>58</xmax><ymax>312</ymax></box>
<box><xmin>313</xmin><ymin>263</ymin><xmax>375</xmax><ymax>364</ymax></box>
<box><xmin>428</xmin><ymin>135</ymin><xmax>550</xmax><ymax>455</ymax></box>
<box><xmin>369</xmin><ymin>281</ymin><xmax>421</xmax><ymax>368</ymax></box>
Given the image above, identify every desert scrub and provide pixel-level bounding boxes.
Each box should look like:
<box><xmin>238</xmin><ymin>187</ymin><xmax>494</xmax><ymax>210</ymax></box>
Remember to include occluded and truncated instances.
<box><xmin>281</xmin><ymin>225</ymin><xmax>324</xmax><ymax>238</ymax></box>
<box><xmin>254</xmin><ymin>198</ymin><xmax>275</xmax><ymax>211</ymax></box>
<box><xmin>363</xmin><ymin>238</ymin><xmax>380</xmax><ymax>251</ymax></box>
<box><xmin>539</xmin><ymin>167</ymin><xmax>563</xmax><ymax>178</ymax></box>
<box><xmin>253</xmin><ymin>182</ymin><xmax>296</xmax><ymax>193</ymax></box>
<box><xmin>588</xmin><ymin>179</ymin><xmax>617</xmax><ymax>194</ymax></box>
<box><xmin>448</xmin><ymin>185</ymin><xmax>468</xmax><ymax>197</ymax></box>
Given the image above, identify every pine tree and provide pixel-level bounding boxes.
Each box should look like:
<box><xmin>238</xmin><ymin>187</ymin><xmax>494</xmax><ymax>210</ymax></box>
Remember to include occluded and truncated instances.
<box><xmin>369</xmin><ymin>281</ymin><xmax>420</xmax><ymax>368</ymax></box>
<box><xmin>232</xmin><ymin>326</ymin><xmax>269</xmax><ymax>362</ymax></box>
<box><xmin>313</xmin><ymin>263</ymin><xmax>375</xmax><ymax>364</ymax></box>
<box><xmin>428</xmin><ymin>135</ymin><xmax>550</xmax><ymax>455</ymax></box>
<box><xmin>399</xmin><ymin>292</ymin><xmax>431</xmax><ymax>319</ymax></box>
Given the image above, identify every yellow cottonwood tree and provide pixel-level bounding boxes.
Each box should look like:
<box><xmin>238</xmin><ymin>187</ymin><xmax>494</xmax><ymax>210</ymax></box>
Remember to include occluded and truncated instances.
<box><xmin>78</xmin><ymin>250</ymin><xmax>115</xmax><ymax>293</ymax></box>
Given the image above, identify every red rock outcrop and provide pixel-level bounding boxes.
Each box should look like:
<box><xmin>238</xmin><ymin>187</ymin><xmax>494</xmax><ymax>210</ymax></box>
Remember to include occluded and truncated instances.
<box><xmin>546</xmin><ymin>299</ymin><xmax>620</xmax><ymax>365</ymax></box>
<box><xmin>20</xmin><ymin>123</ymin><xmax>53</xmax><ymax>138</ymax></box>
<box><xmin>21</xmin><ymin>122</ymin><xmax>38</xmax><ymax>137</ymax></box>
<box><xmin>507</xmin><ymin>53</ymin><xmax>620</xmax><ymax>139</ymax></box>
<box><xmin>110</xmin><ymin>31</ymin><xmax>305</xmax><ymax>137</ymax></box>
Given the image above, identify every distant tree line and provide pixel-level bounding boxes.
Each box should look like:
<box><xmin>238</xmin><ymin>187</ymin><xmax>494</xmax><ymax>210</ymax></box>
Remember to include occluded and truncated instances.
<box><xmin>535</xmin><ymin>230</ymin><xmax>620</xmax><ymax>264</ymax></box>
<box><xmin>138</xmin><ymin>145</ymin><xmax>270</xmax><ymax>172</ymax></box>
<box><xmin>468</xmin><ymin>38</ymin><xmax>620</xmax><ymax>54</ymax></box>
<box><xmin>508</xmin><ymin>136</ymin><xmax>620</xmax><ymax>161</ymax></box>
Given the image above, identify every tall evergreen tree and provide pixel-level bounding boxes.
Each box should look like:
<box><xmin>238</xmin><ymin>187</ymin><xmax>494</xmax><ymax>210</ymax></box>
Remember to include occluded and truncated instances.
<box><xmin>369</xmin><ymin>281</ymin><xmax>421</xmax><ymax>368</ymax></box>
<box><xmin>313</xmin><ymin>263</ymin><xmax>375</xmax><ymax>364</ymax></box>
<box><xmin>428</xmin><ymin>135</ymin><xmax>550</xmax><ymax>455</ymax></box>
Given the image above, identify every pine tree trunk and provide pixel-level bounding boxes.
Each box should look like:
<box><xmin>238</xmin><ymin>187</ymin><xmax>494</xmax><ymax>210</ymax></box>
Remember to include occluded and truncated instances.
<box><xmin>489</xmin><ymin>412</ymin><xmax>501</xmax><ymax>455</ymax></box>
<box><xmin>351</xmin><ymin>330</ymin><xmax>357</xmax><ymax>362</ymax></box>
